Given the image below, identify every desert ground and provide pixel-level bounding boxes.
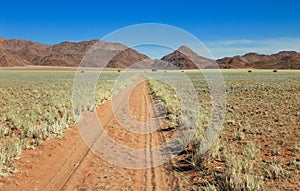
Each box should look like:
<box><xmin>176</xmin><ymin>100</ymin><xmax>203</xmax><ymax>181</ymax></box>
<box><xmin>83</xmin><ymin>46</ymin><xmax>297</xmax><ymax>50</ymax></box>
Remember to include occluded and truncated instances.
<box><xmin>0</xmin><ymin>68</ymin><xmax>299</xmax><ymax>190</ymax></box>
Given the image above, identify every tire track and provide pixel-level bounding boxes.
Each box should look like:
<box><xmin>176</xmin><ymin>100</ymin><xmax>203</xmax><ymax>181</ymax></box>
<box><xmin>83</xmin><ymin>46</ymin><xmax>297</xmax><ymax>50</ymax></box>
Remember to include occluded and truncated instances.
<box><xmin>63</xmin><ymin>76</ymin><xmax>182</xmax><ymax>191</ymax></box>
<box><xmin>1</xmin><ymin>75</ymin><xmax>183</xmax><ymax>191</ymax></box>
<box><xmin>44</xmin><ymin>76</ymin><xmax>142</xmax><ymax>190</ymax></box>
<box><xmin>149</xmin><ymin>81</ymin><xmax>181</xmax><ymax>190</ymax></box>
<box><xmin>143</xmin><ymin>82</ymin><xmax>180</xmax><ymax>191</ymax></box>
<box><xmin>56</xmin><ymin>97</ymin><xmax>126</xmax><ymax>191</ymax></box>
<box><xmin>58</xmin><ymin>77</ymin><xmax>142</xmax><ymax>190</ymax></box>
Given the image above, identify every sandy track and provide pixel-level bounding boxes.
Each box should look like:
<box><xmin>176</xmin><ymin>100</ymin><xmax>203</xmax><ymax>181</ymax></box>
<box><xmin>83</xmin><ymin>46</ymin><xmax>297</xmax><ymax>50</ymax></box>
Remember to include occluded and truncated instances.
<box><xmin>0</xmin><ymin>76</ymin><xmax>185</xmax><ymax>191</ymax></box>
<box><xmin>63</xmin><ymin>77</ymin><xmax>182</xmax><ymax>190</ymax></box>
<box><xmin>0</xmin><ymin>122</ymin><xmax>90</xmax><ymax>191</ymax></box>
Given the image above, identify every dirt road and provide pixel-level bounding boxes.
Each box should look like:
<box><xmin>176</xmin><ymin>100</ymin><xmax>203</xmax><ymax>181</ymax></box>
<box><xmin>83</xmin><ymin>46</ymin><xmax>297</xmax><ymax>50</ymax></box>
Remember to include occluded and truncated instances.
<box><xmin>0</xmin><ymin>77</ymin><xmax>188</xmax><ymax>191</ymax></box>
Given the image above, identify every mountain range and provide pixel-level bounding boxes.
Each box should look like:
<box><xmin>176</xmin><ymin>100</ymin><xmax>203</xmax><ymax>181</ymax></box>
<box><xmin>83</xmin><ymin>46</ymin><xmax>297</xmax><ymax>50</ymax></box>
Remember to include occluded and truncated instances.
<box><xmin>0</xmin><ymin>37</ymin><xmax>299</xmax><ymax>69</ymax></box>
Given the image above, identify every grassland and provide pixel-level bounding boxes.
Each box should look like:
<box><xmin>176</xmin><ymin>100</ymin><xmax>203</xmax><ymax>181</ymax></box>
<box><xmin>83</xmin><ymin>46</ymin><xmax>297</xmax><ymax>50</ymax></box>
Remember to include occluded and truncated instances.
<box><xmin>0</xmin><ymin>70</ymin><xmax>133</xmax><ymax>176</ymax></box>
<box><xmin>0</xmin><ymin>69</ymin><xmax>299</xmax><ymax>190</ymax></box>
<box><xmin>146</xmin><ymin>70</ymin><xmax>300</xmax><ymax>190</ymax></box>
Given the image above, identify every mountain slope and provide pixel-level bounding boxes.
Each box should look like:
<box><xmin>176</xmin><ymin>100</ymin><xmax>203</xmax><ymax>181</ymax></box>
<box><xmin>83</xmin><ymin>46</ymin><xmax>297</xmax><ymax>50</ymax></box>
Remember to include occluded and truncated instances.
<box><xmin>161</xmin><ymin>46</ymin><xmax>215</xmax><ymax>69</ymax></box>
<box><xmin>0</xmin><ymin>38</ymin><xmax>149</xmax><ymax>67</ymax></box>
<box><xmin>216</xmin><ymin>51</ymin><xmax>300</xmax><ymax>69</ymax></box>
<box><xmin>0</xmin><ymin>49</ymin><xmax>29</xmax><ymax>67</ymax></box>
<box><xmin>107</xmin><ymin>48</ymin><xmax>149</xmax><ymax>68</ymax></box>
<box><xmin>0</xmin><ymin>36</ymin><xmax>299</xmax><ymax>69</ymax></box>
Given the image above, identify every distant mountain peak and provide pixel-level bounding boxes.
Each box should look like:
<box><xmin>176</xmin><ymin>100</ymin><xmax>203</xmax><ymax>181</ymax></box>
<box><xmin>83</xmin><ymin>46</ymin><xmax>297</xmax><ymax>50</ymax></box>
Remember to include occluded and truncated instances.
<box><xmin>161</xmin><ymin>45</ymin><xmax>214</xmax><ymax>69</ymax></box>
<box><xmin>178</xmin><ymin>45</ymin><xmax>191</xmax><ymax>50</ymax></box>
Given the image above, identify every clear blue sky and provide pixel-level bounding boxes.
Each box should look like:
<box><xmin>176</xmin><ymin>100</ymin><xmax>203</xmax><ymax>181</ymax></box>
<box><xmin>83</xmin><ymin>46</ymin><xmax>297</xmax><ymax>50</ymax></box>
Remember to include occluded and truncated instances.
<box><xmin>1</xmin><ymin>0</ymin><xmax>300</xmax><ymax>58</ymax></box>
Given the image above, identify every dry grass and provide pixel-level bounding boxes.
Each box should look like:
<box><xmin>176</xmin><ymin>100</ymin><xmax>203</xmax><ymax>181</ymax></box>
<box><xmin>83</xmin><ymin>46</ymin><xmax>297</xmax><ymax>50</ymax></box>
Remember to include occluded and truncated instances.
<box><xmin>146</xmin><ymin>70</ymin><xmax>300</xmax><ymax>190</ymax></box>
<box><xmin>0</xmin><ymin>70</ymin><xmax>135</xmax><ymax>176</ymax></box>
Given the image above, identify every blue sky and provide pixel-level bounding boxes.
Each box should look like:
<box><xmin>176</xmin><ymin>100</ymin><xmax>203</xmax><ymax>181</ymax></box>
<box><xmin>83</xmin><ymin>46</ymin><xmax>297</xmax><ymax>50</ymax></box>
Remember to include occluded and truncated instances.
<box><xmin>0</xmin><ymin>0</ymin><xmax>299</xmax><ymax>58</ymax></box>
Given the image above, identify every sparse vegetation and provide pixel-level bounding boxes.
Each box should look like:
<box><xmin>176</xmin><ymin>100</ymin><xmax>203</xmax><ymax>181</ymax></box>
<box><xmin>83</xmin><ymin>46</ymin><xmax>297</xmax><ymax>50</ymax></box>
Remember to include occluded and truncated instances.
<box><xmin>0</xmin><ymin>69</ymin><xmax>299</xmax><ymax>190</ymax></box>
<box><xmin>0</xmin><ymin>70</ymin><xmax>135</xmax><ymax>176</ymax></box>
<box><xmin>146</xmin><ymin>70</ymin><xmax>300</xmax><ymax>190</ymax></box>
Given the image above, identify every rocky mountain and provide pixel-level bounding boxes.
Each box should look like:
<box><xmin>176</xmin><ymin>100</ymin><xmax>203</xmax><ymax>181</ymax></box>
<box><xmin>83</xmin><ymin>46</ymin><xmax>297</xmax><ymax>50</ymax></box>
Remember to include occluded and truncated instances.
<box><xmin>0</xmin><ymin>36</ymin><xmax>299</xmax><ymax>69</ymax></box>
<box><xmin>107</xmin><ymin>48</ymin><xmax>149</xmax><ymax>68</ymax></box>
<box><xmin>161</xmin><ymin>46</ymin><xmax>215</xmax><ymax>69</ymax></box>
<box><xmin>0</xmin><ymin>37</ymin><xmax>149</xmax><ymax>67</ymax></box>
<box><xmin>0</xmin><ymin>49</ymin><xmax>29</xmax><ymax>67</ymax></box>
<box><xmin>161</xmin><ymin>47</ymin><xmax>300</xmax><ymax>69</ymax></box>
<box><xmin>216</xmin><ymin>51</ymin><xmax>300</xmax><ymax>69</ymax></box>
